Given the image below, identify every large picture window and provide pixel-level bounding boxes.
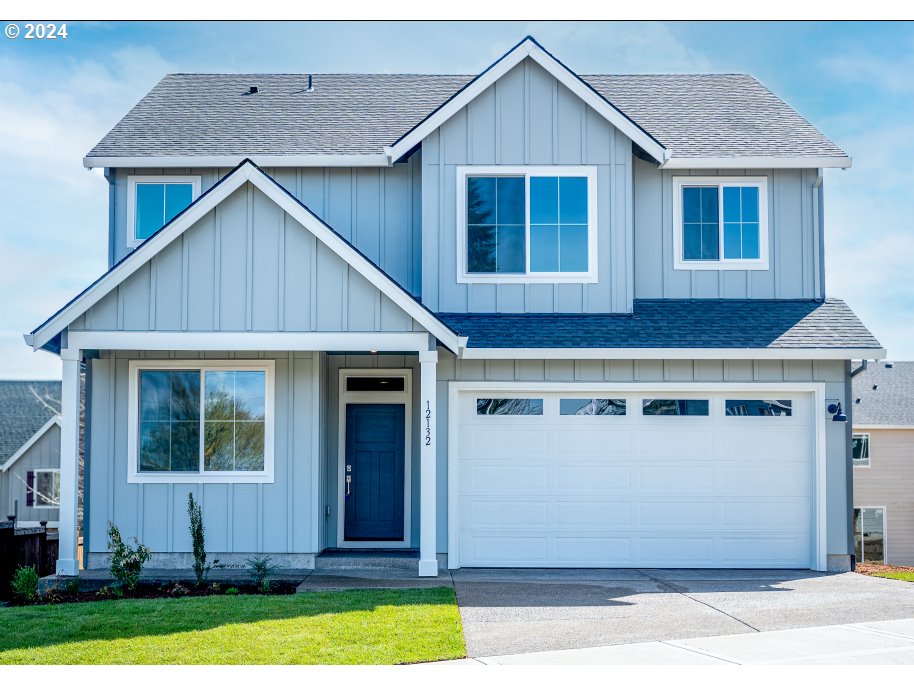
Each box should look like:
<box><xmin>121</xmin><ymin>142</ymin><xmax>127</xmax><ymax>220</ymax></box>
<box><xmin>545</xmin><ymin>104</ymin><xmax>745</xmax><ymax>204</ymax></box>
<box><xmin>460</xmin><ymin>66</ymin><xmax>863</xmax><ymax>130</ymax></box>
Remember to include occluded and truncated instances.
<box><xmin>128</xmin><ymin>361</ymin><xmax>274</xmax><ymax>483</ymax></box>
<box><xmin>673</xmin><ymin>177</ymin><xmax>769</xmax><ymax>270</ymax></box>
<box><xmin>854</xmin><ymin>507</ymin><xmax>885</xmax><ymax>564</ymax></box>
<box><xmin>458</xmin><ymin>166</ymin><xmax>597</xmax><ymax>283</ymax></box>
<box><xmin>127</xmin><ymin>175</ymin><xmax>201</xmax><ymax>246</ymax></box>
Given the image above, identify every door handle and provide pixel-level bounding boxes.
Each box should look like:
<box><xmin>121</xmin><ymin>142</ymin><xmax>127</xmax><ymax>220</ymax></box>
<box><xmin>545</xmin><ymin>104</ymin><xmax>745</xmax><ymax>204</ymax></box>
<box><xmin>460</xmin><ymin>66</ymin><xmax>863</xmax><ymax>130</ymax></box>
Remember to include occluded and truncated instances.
<box><xmin>345</xmin><ymin>474</ymin><xmax>352</xmax><ymax>498</ymax></box>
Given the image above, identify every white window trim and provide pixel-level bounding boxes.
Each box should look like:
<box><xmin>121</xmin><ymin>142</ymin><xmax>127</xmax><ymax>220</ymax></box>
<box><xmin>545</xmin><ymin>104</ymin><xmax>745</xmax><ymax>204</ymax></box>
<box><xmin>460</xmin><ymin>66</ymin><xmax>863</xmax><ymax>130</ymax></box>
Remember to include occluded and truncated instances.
<box><xmin>127</xmin><ymin>359</ymin><xmax>275</xmax><ymax>484</ymax></box>
<box><xmin>31</xmin><ymin>468</ymin><xmax>60</xmax><ymax>509</ymax></box>
<box><xmin>126</xmin><ymin>175</ymin><xmax>202</xmax><ymax>248</ymax></box>
<box><xmin>456</xmin><ymin>165</ymin><xmax>598</xmax><ymax>284</ymax></box>
<box><xmin>854</xmin><ymin>505</ymin><xmax>887</xmax><ymax>564</ymax></box>
<box><xmin>852</xmin><ymin>432</ymin><xmax>871</xmax><ymax>468</ymax></box>
<box><xmin>672</xmin><ymin>176</ymin><xmax>770</xmax><ymax>271</ymax></box>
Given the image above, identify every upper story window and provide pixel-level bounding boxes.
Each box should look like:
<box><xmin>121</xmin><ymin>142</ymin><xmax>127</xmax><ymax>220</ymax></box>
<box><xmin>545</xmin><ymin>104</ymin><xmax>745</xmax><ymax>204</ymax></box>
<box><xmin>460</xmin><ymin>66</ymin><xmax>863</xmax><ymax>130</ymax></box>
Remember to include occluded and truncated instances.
<box><xmin>852</xmin><ymin>433</ymin><xmax>870</xmax><ymax>467</ymax></box>
<box><xmin>127</xmin><ymin>175</ymin><xmax>201</xmax><ymax>247</ymax></box>
<box><xmin>672</xmin><ymin>176</ymin><xmax>769</xmax><ymax>271</ymax></box>
<box><xmin>457</xmin><ymin>166</ymin><xmax>597</xmax><ymax>283</ymax></box>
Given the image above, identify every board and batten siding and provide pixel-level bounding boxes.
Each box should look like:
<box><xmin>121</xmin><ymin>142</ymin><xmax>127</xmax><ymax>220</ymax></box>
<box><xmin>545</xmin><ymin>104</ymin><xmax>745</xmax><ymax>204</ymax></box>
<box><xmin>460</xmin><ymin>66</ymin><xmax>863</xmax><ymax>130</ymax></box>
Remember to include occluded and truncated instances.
<box><xmin>109</xmin><ymin>154</ymin><xmax>423</xmax><ymax>297</ymax></box>
<box><xmin>853</xmin><ymin>428</ymin><xmax>914</xmax><ymax>565</ymax></box>
<box><xmin>633</xmin><ymin>158</ymin><xmax>825</xmax><ymax>300</ymax></box>
<box><xmin>421</xmin><ymin>58</ymin><xmax>634</xmax><ymax>314</ymax></box>
<box><xmin>76</xmin><ymin>183</ymin><xmax>425</xmax><ymax>335</ymax></box>
<box><xmin>84</xmin><ymin>351</ymin><xmax>317</xmax><ymax>566</ymax></box>
<box><xmin>1</xmin><ymin>424</ymin><xmax>61</xmax><ymax>524</ymax></box>
<box><xmin>434</xmin><ymin>355</ymin><xmax>852</xmax><ymax>557</ymax></box>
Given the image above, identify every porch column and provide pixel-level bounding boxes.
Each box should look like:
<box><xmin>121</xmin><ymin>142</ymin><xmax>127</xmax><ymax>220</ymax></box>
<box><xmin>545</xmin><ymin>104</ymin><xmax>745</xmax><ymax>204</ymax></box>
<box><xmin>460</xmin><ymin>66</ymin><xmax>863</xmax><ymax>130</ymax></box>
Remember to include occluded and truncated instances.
<box><xmin>418</xmin><ymin>349</ymin><xmax>438</xmax><ymax>577</ymax></box>
<box><xmin>56</xmin><ymin>347</ymin><xmax>81</xmax><ymax>576</ymax></box>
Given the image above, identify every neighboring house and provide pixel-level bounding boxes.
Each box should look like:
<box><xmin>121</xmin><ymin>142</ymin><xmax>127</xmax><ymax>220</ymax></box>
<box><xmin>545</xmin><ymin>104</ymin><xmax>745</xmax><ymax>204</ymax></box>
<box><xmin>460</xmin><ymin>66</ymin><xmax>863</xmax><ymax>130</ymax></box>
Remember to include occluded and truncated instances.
<box><xmin>24</xmin><ymin>37</ymin><xmax>884</xmax><ymax>577</ymax></box>
<box><xmin>851</xmin><ymin>361</ymin><xmax>914</xmax><ymax>566</ymax></box>
<box><xmin>0</xmin><ymin>381</ymin><xmax>61</xmax><ymax>528</ymax></box>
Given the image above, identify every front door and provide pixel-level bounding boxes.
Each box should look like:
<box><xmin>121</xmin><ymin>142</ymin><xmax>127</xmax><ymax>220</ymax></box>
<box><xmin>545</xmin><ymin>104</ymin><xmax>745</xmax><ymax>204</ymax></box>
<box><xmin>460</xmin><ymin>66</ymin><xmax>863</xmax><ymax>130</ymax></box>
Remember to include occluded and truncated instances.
<box><xmin>344</xmin><ymin>403</ymin><xmax>406</xmax><ymax>541</ymax></box>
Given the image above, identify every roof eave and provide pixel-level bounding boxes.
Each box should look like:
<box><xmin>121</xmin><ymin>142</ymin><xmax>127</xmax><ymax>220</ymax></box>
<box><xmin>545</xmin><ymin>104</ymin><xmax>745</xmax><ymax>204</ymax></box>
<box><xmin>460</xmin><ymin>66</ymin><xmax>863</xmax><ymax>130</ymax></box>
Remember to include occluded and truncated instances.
<box><xmin>661</xmin><ymin>155</ymin><xmax>852</xmax><ymax>170</ymax></box>
<box><xmin>459</xmin><ymin>347</ymin><xmax>886</xmax><ymax>360</ymax></box>
<box><xmin>83</xmin><ymin>154</ymin><xmax>392</xmax><ymax>170</ymax></box>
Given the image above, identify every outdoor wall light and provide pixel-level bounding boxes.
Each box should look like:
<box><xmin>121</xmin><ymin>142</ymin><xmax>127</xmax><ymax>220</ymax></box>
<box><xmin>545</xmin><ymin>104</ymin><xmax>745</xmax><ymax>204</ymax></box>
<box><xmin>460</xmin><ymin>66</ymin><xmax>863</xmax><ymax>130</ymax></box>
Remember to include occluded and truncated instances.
<box><xmin>827</xmin><ymin>402</ymin><xmax>847</xmax><ymax>422</ymax></box>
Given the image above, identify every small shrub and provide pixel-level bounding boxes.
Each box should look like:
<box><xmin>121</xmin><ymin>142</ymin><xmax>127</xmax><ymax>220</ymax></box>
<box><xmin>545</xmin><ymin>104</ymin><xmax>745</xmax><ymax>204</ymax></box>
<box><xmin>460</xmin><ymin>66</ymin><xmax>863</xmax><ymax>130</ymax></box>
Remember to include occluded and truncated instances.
<box><xmin>209</xmin><ymin>582</ymin><xmax>221</xmax><ymax>594</ymax></box>
<box><xmin>96</xmin><ymin>585</ymin><xmax>117</xmax><ymax>600</ymax></box>
<box><xmin>169</xmin><ymin>582</ymin><xmax>190</xmax><ymax>597</ymax></box>
<box><xmin>225</xmin><ymin>586</ymin><xmax>240</xmax><ymax>596</ymax></box>
<box><xmin>188</xmin><ymin>493</ymin><xmax>220</xmax><ymax>585</ymax></box>
<box><xmin>244</xmin><ymin>555</ymin><xmax>277</xmax><ymax>589</ymax></box>
<box><xmin>107</xmin><ymin>521</ymin><xmax>151</xmax><ymax>592</ymax></box>
<box><xmin>64</xmin><ymin>578</ymin><xmax>80</xmax><ymax>595</ymax></box>
<box><xmin>10</xmin><ymin>566</ymin><xmax>39</xmax><ymax>604</ymax></box>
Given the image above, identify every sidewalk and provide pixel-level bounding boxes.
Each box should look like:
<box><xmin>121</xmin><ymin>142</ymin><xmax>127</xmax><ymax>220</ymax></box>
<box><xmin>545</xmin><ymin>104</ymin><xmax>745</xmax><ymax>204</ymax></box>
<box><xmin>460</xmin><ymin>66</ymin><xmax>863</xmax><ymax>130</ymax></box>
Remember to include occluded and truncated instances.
<box><xmin>424</xmin><ymin>618</ymin><xmax>914</xmax><ymax>665</ymax></box>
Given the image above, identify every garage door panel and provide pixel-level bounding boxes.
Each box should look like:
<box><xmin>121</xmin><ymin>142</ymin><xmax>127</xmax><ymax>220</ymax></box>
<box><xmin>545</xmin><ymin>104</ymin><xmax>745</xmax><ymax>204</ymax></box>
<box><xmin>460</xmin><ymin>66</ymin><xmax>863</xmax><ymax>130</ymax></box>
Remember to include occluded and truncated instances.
<box><xmin>555</xmin><ymin>464</ymin><xmax>631</xmax><ymax>491</ymax></box>
<box><xmin>636</xmin><ymin>430</ymin><xmax>715</xmax><ymax>459</ymax></box>
<box><xmin>721</xmin><ymin>462</ymin><xmax>811</xmax><ymax>496</ymax></box>
<box><xmin>721</xmin><ymin>500</ymin><xmax>811</xmax><ymax>530</ymax></box>
<box><xmin>555</xmin><ymin>537</ymin><xmax>632</xmax><ymax>563</ymax></box>
<box><xmin>463</xmin><ymin>463</ymin><xmax>548</xmax><ymax>491</ymax></box>
<box><xmin>640</xmin><ymin>465</ymin><xmax>715</xmax><ymax>492</ymax></box>
<box><xmin>556</xmin><ymin>501</ymin><xmax>632</xmax><ymax>526</ymax></box>
<box><xmin>456</xmin><ymin>390</ymin><xmax>815</xmax><ymax>569</ymax></box>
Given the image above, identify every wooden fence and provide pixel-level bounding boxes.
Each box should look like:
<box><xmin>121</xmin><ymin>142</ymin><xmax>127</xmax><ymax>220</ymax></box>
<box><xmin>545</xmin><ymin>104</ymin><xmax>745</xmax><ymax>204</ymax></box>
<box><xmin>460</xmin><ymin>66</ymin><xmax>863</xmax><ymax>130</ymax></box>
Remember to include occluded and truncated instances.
<box><xmin>0</xmin><ymin>521</ymin><xmax>59</xmax><ymax>599</ymax></box>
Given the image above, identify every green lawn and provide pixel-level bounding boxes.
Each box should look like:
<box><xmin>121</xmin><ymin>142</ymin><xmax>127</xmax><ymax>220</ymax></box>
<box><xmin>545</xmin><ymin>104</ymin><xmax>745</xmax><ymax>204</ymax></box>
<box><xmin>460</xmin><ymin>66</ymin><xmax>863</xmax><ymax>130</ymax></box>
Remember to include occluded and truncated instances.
<box><xmin>0</xmin><ymin>587</ymin><xmax>466</xmax><ymax>665</ymax></box>
<box><xmin>872</xmin><ymin>572</ymin><xmax>914</xmax><ymax>582</ymax></box>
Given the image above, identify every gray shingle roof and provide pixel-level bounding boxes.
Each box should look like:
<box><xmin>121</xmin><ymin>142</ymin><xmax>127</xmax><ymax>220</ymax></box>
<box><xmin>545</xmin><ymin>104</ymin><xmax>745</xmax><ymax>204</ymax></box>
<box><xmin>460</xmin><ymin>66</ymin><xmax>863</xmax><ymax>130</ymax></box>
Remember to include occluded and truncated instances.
<box><xmin>0</xmin><ymin>381</ymin><xmax>60</xmax><ymax>462</ymax></box>
<box><xmin>852</xmin><ymin>361</ymin><xmax>914</xmax><ymax>427</ymax></box>
<box><xmin>439</xmin><ymin>299</ymin><xmax>881</xmax><ymax>350</ymax></box>
<box><xmin>86</xmin><ymin>71</ymin><xmax>846</xmax><ymax>161</ymax></box>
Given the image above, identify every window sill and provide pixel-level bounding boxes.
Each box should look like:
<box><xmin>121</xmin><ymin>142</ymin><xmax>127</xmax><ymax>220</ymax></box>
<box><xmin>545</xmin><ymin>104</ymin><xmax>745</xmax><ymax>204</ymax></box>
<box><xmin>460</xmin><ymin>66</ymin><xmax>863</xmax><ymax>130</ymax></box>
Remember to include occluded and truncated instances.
<box><xmin>673</xmin><ymin>260</ymin><xmax>770</xmax><ymax>271</ymax></box>
<box><xmin>457</xmin><ymin>273</ymin><xmax>598</xmax><ymax>285</ymax></box>
<box><xmin>127</xmin><ymin>473</ymin><xmax>274</xmax><ymax>484</ymax></box>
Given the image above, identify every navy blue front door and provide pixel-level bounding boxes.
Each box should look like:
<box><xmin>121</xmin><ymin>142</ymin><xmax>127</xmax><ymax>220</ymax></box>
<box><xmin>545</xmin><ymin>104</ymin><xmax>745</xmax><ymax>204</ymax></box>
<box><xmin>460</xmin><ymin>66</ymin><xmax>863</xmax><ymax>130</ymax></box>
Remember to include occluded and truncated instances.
<box><xmin>344</xmin><ymin>403</ymin><xmax>406</xmax><ymax>541</ymax></box>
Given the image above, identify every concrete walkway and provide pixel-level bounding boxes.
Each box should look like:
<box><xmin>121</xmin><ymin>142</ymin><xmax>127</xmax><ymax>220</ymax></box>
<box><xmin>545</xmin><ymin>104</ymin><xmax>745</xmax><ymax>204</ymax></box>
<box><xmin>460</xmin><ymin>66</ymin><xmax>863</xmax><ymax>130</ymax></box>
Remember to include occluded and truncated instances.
<box><xmin>428</xmin><ymin>618</ymin><xmax>914</xmax><ymax>665</ymax></box>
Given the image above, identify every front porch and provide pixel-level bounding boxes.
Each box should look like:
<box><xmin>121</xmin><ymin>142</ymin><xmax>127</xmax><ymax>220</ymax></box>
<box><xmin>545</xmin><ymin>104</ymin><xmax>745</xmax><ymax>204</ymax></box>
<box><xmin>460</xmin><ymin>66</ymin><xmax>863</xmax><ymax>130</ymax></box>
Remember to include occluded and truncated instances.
<box><xmin>56</xmin><ymin>331</ymin><xmax>445</xmax><ymax>579</ymax></box>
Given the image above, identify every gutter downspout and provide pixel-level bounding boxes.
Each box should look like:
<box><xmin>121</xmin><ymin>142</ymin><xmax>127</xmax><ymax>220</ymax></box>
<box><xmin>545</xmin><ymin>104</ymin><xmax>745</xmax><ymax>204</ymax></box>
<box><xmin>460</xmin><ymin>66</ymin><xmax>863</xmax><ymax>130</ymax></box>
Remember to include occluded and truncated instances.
<box><xmin>105</xmin><ymin>167</ymin><xmax>116</xmax><ymax>269</ymax></box>
<box><xmin>845</xmin><ymin>359</ymin><xmax>855</xmax><ymax>570</ymax></box>
<box><xmin>813</xmin><ymin>170</ymin><xmax>824</xmax><ymax>299</ymax></box>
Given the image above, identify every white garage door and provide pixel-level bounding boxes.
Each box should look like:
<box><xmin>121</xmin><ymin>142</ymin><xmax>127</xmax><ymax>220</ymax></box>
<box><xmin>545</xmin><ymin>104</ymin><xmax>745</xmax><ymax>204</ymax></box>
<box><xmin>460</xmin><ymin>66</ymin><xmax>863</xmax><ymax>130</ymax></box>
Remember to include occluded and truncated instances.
<box><xmin>455</xmin><ymin>390</ymin><xmax>814</xmax><ymax>568</ymax></box>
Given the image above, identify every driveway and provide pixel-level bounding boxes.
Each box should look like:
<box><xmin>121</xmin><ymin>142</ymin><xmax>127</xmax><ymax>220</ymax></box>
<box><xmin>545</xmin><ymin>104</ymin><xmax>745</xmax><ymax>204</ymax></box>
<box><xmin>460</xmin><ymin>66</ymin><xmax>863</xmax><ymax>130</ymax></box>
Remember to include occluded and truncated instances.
<box><xmin>451</xmin><ymin>568</ymin><xmax>914</xmax><ymax>658</ymax></box>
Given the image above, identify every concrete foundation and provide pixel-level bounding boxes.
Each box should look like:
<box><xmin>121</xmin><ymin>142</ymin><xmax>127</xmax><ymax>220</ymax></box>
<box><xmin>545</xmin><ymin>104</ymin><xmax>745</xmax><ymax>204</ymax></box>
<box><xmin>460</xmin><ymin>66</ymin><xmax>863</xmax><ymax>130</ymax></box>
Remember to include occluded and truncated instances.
<box><xmin>827</xmin><ymin>554</ymin><xmax>853</xmax><ymax>572</ymax></box>
<box><xmin>85</xmin><ymin>551</ymin><xmax>317</xmax><ymax>570</ymax></box>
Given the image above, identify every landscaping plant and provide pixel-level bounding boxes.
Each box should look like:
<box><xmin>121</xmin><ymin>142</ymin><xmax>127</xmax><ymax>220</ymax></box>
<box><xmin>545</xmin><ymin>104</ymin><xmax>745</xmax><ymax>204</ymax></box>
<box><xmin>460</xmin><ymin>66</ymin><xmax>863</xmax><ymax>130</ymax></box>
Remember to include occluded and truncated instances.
<box><xmin>107</xmin><ymin>521</ymin><xmax>151</xmax><ymax>592</ymax></box>
<box><xmin>244</xmin><ymin>556</ymin><xmax>277</xmax><ymax>593</ymax></box>
<box><xmin>188</xmin><ymin>492</ymin><xmax>220</xmax><ymax>585</ymax></box>
<box><xmin>9</xmin><ymin>566</ymin><xmax>39</xmax><ymax>604</ymax></box>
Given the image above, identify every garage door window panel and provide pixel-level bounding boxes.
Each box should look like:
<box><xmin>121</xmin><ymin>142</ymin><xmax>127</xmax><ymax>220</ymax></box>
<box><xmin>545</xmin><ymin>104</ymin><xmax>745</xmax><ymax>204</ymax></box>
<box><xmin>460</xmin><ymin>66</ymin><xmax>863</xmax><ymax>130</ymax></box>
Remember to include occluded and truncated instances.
<box><xmin>725</xmin><ymin>399</ymin><xmax>793</xmax><ymax>417</ymax></box>
<box><xmin>476</xmin><ymin>398</ymin><xmax>544</xmax><ymax>416</ymax></box>
<box><xmin>642</xmin><ymin>399</ymin><xmax>710</xmax><ymax>416</ymax></box>
<box><xmin>559</xmin><ymin>399</ymin><xmax>626</xmax><ymax>416</ymax></box>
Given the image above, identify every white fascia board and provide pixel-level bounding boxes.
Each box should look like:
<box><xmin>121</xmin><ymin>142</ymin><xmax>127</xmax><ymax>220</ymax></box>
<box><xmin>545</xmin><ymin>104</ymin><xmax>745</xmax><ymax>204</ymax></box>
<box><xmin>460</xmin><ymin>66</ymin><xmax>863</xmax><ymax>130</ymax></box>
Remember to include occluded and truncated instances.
<box><xmin>67</xmin><ymin>331</ymin><xmax>430</xmax><ymax>353</ymax></box>
<box><xmin>459</xmin><ymin>347</ymin><xmax>887</xmax><ymax>361</ymax></box>
<box><xmin>661</xmin><ymin>156</ymin><xmax>852</xmax><ymax>170</ymax></box>
<box><xmin>30</xmin><ymin>162</ymin><xmax>460</xmax><ymax>353</ymax></box>
<box><xmin>83</xmin><ymin>154</ymin><xmax>391</xmax><ymax>169</ymax></box>
<box><xmin>0</xmin><ymin>416</ymin><xmax>61</xmax><ymax>473</ymax></box>
<box><xmin>384</xmin><ymin>39</ymin><xmax>667</xmax><ymax>164</ymax></box>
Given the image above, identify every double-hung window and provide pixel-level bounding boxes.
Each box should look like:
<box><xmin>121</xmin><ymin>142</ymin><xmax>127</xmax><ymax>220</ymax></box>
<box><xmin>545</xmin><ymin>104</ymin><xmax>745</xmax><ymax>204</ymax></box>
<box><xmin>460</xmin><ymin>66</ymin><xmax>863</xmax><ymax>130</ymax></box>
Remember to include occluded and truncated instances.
<box><xmin>458</xmin><ymin>166</ymin><xmax>597</xmax><ymax>282</ymax></box>
<box><xmin>127</xmin><ymin>360</ymin><xmax>274</xmax><ymax>483</ymax></box>
<box><xmin>673</xmin><ymin>176</ymin><xmax>769</xmax><ymax>270</ymax></box>
<box><xmin>127</xmin><ymin>175</ymin><xmax>201</xmax><ymax>246</ymax></box>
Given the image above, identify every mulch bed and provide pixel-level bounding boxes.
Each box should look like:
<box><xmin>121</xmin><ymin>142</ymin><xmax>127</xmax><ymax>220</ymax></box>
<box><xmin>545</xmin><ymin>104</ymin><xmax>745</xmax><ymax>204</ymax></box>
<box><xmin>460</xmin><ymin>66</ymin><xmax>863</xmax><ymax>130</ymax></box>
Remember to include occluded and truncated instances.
<box><xmin>856</xmin><ymin>562</ymin><xmax>914</xmax><ymax>576</ymax></box>
<box><xmin>10</xmin><ymin>580</ymin><xmax>300</xmax><ymax>606</ymax></box>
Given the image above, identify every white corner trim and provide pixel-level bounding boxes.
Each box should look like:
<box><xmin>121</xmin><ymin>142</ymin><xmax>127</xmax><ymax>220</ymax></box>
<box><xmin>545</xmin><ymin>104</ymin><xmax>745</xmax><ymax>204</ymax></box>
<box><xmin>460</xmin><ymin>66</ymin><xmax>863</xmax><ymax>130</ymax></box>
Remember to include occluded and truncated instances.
<box><xmin>0</xmin><ymin>416</ymin><xmax>61</xmax><ymax>473</ymax></box>
<box><xmin>672</xmin><ymin>176</ymin><xmax>770</xmax><ymax>272</ymax></box>
<box><xmin>126</xmin><ymin>359</ymin><xmax>275</xmax><ymax>484</ymax></box>
<box><xmin>661</xmin><ymin>156</ymin><xmax>852</xmax><ymax>170</ymax></box>
<box><xmin>126</xmin><ymin>175</ymin><xmax>202</xmax><ymax>248</ymax></box>
<box><xmin>84</xmin><ymin>154</ymin><xmax>392</xmax><ymax>169</ymax></box>
<box><xmin>459</xmin><ymin>347</ymin><xmax>887</xmax><ymax>361</ymax></box>
<box><xmin>384</xmin><ymin>38</ymin><xmax>666</xmax><ymax>164</ymax></box>
<box><xmin>28</xmin><ymin>162</ymin><xmax>460</xmax><ymax>353</ymax></box>
<box><xmin>455</xmin><ymin>166</ymin><xmax>599</xmax><ymax>284</ymax></box>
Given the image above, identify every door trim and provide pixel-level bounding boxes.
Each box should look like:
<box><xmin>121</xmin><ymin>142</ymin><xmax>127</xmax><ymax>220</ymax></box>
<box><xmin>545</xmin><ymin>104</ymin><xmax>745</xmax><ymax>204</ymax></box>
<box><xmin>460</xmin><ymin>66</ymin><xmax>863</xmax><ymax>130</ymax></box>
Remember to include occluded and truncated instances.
<box><xmin>447</xmin><ymin>381</ymin><xmax>828</xmax><ymax>571</ymax></box>
<box><xmin>336</xmin><ymin>368</ymin><xmax>412</xmax><ymax>549</ymax></box>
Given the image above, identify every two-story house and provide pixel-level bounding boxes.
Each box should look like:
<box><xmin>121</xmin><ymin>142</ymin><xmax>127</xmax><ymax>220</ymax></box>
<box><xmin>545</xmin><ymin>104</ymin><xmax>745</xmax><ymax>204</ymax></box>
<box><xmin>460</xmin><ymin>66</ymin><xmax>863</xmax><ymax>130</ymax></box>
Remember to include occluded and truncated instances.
<box><xmin>26</xmin><ymin>37</ymin><xmax>884</xmax><ymax>577</ymax></box>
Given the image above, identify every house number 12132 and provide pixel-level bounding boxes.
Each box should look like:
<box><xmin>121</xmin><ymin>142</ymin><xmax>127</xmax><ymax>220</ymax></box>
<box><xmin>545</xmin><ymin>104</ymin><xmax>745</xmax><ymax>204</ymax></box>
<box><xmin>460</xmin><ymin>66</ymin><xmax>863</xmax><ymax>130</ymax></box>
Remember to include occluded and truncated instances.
<box><xmin>425</xmin><ymin>401</ymin><xmax>432</xmax><ymax>446</ymax></box>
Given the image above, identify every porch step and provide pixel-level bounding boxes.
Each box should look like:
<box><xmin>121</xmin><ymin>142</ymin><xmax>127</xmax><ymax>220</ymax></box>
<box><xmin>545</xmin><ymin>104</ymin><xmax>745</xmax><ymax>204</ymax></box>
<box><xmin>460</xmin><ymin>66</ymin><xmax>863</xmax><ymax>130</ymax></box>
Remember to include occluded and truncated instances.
<box><xmin>315</xmin><ymin>549</ymin><xmax>420</xmax><ymax>572</ymax></box>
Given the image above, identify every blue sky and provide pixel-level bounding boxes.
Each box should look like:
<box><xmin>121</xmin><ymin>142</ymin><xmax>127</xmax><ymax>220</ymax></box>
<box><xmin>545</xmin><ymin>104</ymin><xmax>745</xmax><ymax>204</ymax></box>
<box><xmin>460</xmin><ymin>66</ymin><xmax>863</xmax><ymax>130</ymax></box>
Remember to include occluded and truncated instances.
<box><xmin>1</xmin><ymin>21</ymin><xmax>911</xmax><ymax>378</ymax></box>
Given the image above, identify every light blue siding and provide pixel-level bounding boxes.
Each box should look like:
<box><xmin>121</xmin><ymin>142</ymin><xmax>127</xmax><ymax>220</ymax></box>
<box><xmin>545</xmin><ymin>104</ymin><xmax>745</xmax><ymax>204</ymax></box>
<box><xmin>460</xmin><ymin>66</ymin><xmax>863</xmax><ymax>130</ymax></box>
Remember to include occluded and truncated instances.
<box><xmin>80</xmin><ymin>183</ymin><xmax>427</xmax><ymax>335</ymax></box>
<box><xmin>85</xmin><ymin>351</ymin><xmax>318</xmax><ymax>560</ymax></box>
<box><xmin>109</xmin><ymin>155</ymin><xmax>423</xmax><ymax>297</ymax></box>
<box><xmin>633</xmin><ymin>159</ymin><xmax>822</xmax><ymax>299</ymax></box>
<box><xmin>0</xmin><ymin>423</ymin><xmax>60</xmax><ymax>524</ymax></box>
<box><xmin>421</xmin><ymin>58</ymin><xmax>633</xmax><ymax>314</ymax></box>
